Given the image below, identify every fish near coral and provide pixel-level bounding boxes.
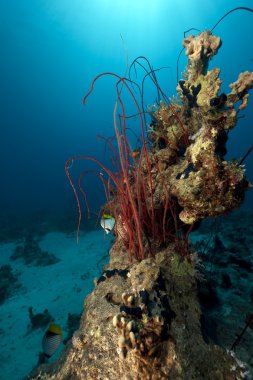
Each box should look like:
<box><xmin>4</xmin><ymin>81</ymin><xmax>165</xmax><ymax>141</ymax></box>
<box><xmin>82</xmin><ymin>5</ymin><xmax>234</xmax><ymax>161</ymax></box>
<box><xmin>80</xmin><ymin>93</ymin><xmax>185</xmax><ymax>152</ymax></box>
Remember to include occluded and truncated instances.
<box><xmin>42</xmin><ymin>323</ymin><xmax>63</xmax><ymax>358</ymax></box>
<box><xmin>100</xmin><ymin>214</ymin><xmax>115</xmax><ymax>234</ymax></box>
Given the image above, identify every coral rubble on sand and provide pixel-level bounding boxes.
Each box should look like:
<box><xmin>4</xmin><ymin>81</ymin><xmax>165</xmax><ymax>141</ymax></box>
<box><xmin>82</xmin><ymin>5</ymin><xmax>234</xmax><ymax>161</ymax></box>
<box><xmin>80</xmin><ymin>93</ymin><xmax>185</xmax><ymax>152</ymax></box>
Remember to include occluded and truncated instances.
<box><xmin>27</xmin><ymin>31</ymin><xmax>253</xmax><ymax>379</ymax></box>
<box><xmin>11</xmin><ymin>235</ymin><xmax>60</xmax><ymax>266</ymax></box>
<box><xmin>0</xmin><ymin>264</ymin><xmax>22</xmax><ymax>305</ymax></box>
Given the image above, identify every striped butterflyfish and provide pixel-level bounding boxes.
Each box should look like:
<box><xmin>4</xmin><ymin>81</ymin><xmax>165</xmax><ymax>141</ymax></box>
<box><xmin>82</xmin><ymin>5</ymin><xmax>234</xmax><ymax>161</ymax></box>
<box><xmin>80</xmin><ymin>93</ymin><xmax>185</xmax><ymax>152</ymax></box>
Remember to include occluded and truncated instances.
<box><xmin>42</xmin><ymin>323</ymin><xmax>63</xmax><ymax>358</ymax></box>
<box><xmin>100</xmin><ymin>214</ymin><xmax>115</xmax><ymax>234</ymax></box>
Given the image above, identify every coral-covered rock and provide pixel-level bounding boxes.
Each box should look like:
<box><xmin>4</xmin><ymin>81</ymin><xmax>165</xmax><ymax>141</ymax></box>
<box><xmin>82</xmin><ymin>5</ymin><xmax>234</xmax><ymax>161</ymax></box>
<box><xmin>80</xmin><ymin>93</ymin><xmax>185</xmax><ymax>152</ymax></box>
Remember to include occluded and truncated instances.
<box><xmin>227</xmin><ymin>71</ymin><xmax>253</xmax><ymax>110</ymax></box>
<box><xmin>182</xmin><ymin>31</ymin><xmax>221</xmax><ymax>80</ymax></box>
<box><xmin>27</xmin><ymin>247</ymin><xmax>244</xmax><ymax>380</ymax></box>
<box><xmin>26</xmin><ymin>29</ymin><xmax>253</xmax><ymax>380</ymax></box>
<box><xmin>149</xmin><ymin>31</ymin><xmax>252</xmax><ymax>226</ymax></box>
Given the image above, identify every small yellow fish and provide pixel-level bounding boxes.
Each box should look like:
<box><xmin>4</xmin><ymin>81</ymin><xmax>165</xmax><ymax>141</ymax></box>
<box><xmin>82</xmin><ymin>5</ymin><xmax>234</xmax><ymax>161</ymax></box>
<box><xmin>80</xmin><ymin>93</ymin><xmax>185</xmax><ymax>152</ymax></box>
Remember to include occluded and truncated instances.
<box><xmin>102</xmin><ymin>213</ymin><xmax>113</xmax><ymax>219</ymax></box>
<box><xmin>100</xmin><ymin>215</ymin><xmax>115</xmax><ymax>234</ymax></box>
<box><xmin>42</xmin><ymin>323</ymin><xmax>63</xmax><ymax>358</ymax></box>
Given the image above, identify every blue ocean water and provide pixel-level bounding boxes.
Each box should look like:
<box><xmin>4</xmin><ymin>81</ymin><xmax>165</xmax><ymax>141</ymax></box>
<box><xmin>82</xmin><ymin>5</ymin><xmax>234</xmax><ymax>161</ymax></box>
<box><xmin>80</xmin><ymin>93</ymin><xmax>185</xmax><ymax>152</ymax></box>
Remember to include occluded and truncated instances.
<box><xmin>0</xmin><ymin>0</ymin><xmax>252</xmax><ymax>225</ymax></box>
<box><xmin>0</xmin><ymin>1</ymin><xmax>253</xmax><ymax>379</ymax></box>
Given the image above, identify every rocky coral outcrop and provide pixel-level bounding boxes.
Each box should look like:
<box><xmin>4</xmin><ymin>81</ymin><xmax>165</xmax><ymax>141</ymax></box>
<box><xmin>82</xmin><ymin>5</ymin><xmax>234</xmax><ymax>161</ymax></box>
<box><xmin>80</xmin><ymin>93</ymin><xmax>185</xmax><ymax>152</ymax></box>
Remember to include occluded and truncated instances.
<box><xmin>148</xmin><ymin>31</ymin><xmax>252</xmax><ymax>226</ymax></box>
<box><xmin>26</xmin><ymin>30</ymin><xmax>253</xmax><ymax>380</ymax></box>
<box><xmin>183</xmin><ymin>31</ymin><xmax>221</xmax><ymax>81</ymax></box>
<box><xmin>27</xmin><ymin>245</ymin><xmax>245</xmax><ymax>380</ymax></box>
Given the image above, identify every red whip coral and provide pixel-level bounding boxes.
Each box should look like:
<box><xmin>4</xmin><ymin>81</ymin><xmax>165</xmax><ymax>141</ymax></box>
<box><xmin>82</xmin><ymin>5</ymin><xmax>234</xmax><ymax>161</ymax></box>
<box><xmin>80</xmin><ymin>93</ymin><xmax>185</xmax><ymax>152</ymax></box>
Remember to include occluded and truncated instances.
<box><xmin>65</xmin><ymin>67</ymin><xmax>188</xmax><ymax>260</ymax></box>
<box><xmin>66</xmin><ymin>32</ymin><xmax>252</xmax><ymax>261</ymax></box>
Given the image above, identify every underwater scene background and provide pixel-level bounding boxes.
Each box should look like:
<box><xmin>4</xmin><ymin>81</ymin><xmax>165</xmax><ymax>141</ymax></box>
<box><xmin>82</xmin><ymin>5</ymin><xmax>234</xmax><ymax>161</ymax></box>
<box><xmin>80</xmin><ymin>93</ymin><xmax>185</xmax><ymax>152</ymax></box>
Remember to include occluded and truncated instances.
<box><xmin>0</xmin><ymin>0</ymin><xmax>253</xmax><ymax>379</ymax></box>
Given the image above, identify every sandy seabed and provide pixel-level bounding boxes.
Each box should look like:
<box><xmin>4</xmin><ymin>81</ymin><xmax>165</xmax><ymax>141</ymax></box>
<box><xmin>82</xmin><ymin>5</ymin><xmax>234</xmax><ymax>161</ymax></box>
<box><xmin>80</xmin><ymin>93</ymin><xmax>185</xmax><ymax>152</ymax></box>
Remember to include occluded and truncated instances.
<box><xmin>0</xmin><ymin>230</ymin><xmax>111</xmax><ymax>380</ymax></box>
